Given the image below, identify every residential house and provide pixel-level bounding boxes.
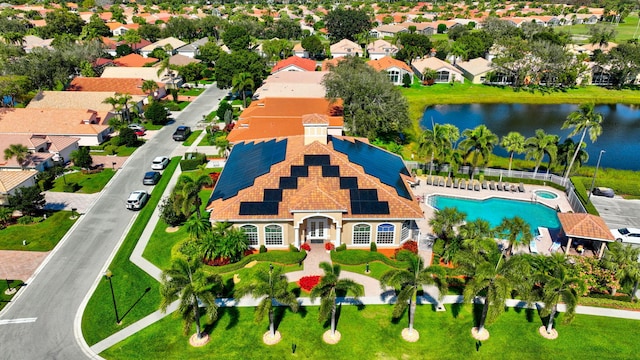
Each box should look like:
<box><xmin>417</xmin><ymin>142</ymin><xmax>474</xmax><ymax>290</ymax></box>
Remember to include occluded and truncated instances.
<box><xmin>26</xmin><ymin>90</ymin><xmax>133</xmax><ymax>124</ymax></box>
<box><xmin>405</xmin><ymin>22</ymin><xmax>437</xmax><ymax>36</ymax></box>
<box><xmin>369</xmin><ymin>24</ymin><xmax>408</xmax><ymax>39</ymax></box>
<box><xmin>456</xmin><ymin>57</ymin><xmax>493</xmax><ymax>84</ymax></box>
<box><xmin>368</xmin><ymin>56</ymin><xmax>414</xmax><ymax>86</ymax></box>
<box><xmin>67</xmin><ymin>77</ymin><xmax>165</xmax><ymax>107</ymax></box>
<box><xmin>139</xmin><ymin>37</ymin><xmax>187</xmax><ymax>58</ymax></box>
<box><xmin>175</xmin><ymin>37</ymin><xmax>209</xmax><ymax>58</ymax></box>
<box><xmin>0</xmin><ymin>134</ymin><xmax>79</xmax><ymax>171</ymax></box>
<box><xmin>106</xmin><ymin>22</ymin><xmax>139</xmax><ymax>36</ymax></box>
<box><xmin>0</xmin><ymin>171</ymin><xmax>37</xmax><ymax>206</ymax></box>
<box><xmin>101</xmin><ymin>66</ymin><xmax>181</xmax><ymax>88</ymax></box>
<box><xmin>0</xmin><ymin>108</ymin><xmax>110</xmax><ymax>146</ymax></box>
<box><xmin>206</xmin><ymin>132</ymin><xmax>422</xmax><ymax>251</ymax></box>
<box><xmin>227</xmin><ymin>97</ymin><xmax>343</xmax><ymax>144</ymax></box>
<box><xmin>412</xmin><ymin>57</ymin><xmax>464</xmax><ymax>83</ymax></box>
<box><xmin>293</xmin><ymin>43</ymin><xmax>309</xmax><ymax>58</ymax></box>
<box><xmin>167</xmin><ymin>54</ymin><xmax>202</xmax><ymax>67</ymax></box>
<box><xmin>366</xmin><ymin>39</ymin><xmax>398</xmax><ymax>60</ymax></box>
<box><xmin>102</xmin><ymin>37</ymin><xmax>152</xmax><ymax>57</ymax></box>
<box><xmin>22</xmin><ymin>35</ymin><xmax>53</xmax><ymax>53</ymax></box>
<box><xmin>113</xmin><ymin>53</ymin><xmax>158</xmax><ymax>67</ymax></box>
<box><xmin>330</xmin><ymin>39</ymin><xmax>363</xmax><ymax>58</ymax></box>
<box><xmin>271</xmin><ymin>56</ymin><xmax>317</xmax><ymax>74</ymax></box>
<box><xmin>254</xmin><ymin>71</ymin><xmax>328</xmax><ymax>99</ymax></box>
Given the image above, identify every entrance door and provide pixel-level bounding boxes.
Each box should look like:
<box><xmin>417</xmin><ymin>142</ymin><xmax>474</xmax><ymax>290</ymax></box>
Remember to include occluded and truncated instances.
<box><xmin>307</xmin><ymin>217</ymin><xmax>328</xmax><ymax>244</ymax></box>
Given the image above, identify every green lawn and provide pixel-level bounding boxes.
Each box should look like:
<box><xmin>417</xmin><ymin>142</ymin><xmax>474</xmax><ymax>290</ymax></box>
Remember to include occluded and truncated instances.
<box><xmin>50</xmin><ymin>169</ymin><xmax>116</xmax><ymax>194</ymax></box>
<box><xmin>559</xmin><ymin>15</ymin><xmax>640</xmax><ymax>43</ymax></box>
<box><xmin>0</xmin><ymin>211</ymin><xmax>76</xmax><ymax>251</ymax></box>
<box><xmin>100</xmin><ymin>303</ymin><xmax>640</xmax><ymax>360</ymax></box>
<box><xmin>182</xmin><ymin>130</ymin><xmax>202</xmax><ymax>146</ymax></box>
<box><xmin>0</xmin><ymin>280</ymin><xmax>24</xmax><ymax>311</ymax></box>
<box><xmin>179</xmin><ymin>88</ymin><xmax>205</xmax><ymax>96</ymax></box>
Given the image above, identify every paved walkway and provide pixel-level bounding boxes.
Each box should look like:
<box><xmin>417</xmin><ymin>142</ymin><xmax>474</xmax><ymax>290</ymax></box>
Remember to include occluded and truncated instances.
<box><xmin>0</xmin><ymin>250</ymin><xmax>50</xmax><ymax>281</ymax></box>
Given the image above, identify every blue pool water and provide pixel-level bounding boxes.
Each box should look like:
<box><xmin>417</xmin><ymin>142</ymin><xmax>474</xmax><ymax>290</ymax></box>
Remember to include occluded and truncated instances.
<box><xmin>534</xmin><ymin>190</ymin><xmax>558</xmax><ymax>199</ymax></box>
<box><xmin>431</xmin><ymin>195</ymin><xmax>561</xmax><ymax>234</ymax></box>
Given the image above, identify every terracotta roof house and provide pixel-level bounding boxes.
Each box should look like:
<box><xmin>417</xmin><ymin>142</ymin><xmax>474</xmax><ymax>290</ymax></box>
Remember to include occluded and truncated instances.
<box><xmin>271</xmin><ymin>56</ymin><xmax>317</xmax><ymax>73</ymax></box>
<box><xmin>139</xmin><ymin>37</ymin><xmax>187</xmax><ymax>58</ymax></box>
<box><xmin>367</xmin><ymin>56</ymin><xmax>414</xmax><ymax>86</ymax></box>
<box><xmin>67</xmin><ymin>77</ymin><xmax>166</xmax><ymax>99</ymax></box>
<box><xmin>456</xmin><ymin>57</ymin><xmax>492</xmax><ymax>84</ymax></box>
<box><xmin>0</xmin><ymin>170</ymin><xmax>37</xmax><ymax>206</ymax></box>
<box><xmin>206</xmin><ymin>132</ymin><xmax>422</xmax><ymax>251</ymax></box>
<box><xmin>113</xmin><ymin>53</ymin><xmax>158</xmax><ymax>67</ymax></box>
<box><xmin>412</xmin><ymin>57</ymin><xmax>464</xmax><ymax>84</ymax></box>
<box><xmin>228</xmin><ymin>97</ymin><xmax>343</xmax><ymax>143</ymax></box>
<box><xmin>103</xmin><ymin>38</ymin><xmax>153</xmax><ymax>57</ymax></box>
<box><xmin>366</xmin><ymin>39</ymin><xmax>399</xmax><ymax>60</ymax></box>
<box><xmin>0</xmin><ymin>108</ymin><xmax>110</xmax><ymax>146</ymax></box>
<box><xmin>106</xmin><ymin>22</ymin><xmax>140</xmax><ymax>36</ymax></box>
<box><xmin>175</xmin><ymin>37</ymin><xmax>209</xmax><ymax>58</ymax></box>
<box><xmin>254</xmin><ymin>71</ymin><xmax>328</xmax><ymax>99</ymax></box>
<box><xmin>0</xmin><ymin>134</ymin><xmax>79</xmax><ymax>171</ymax></box>
<box><xmin>168</xmin><ymin>54</ymin><xmax>202</xmax><ymax>66</ymax></box>
<box><xmin>321</xmin><ymin>58</ymin><xmax>347</xmax><ymax>71</ymax></box>
<box><xmin>330</xmin><ymin>39</ymin><xmax>363</xmax><ymax>58</ymax></box>
<box><xmin>101</xmin><ymin>66</ymin><xmax>179</xmax><ymax>87</ymax></box>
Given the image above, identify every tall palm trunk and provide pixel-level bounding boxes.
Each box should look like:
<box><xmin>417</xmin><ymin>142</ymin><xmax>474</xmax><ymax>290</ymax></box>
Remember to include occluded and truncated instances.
<box><xmin>429</xmin><ymin>150</ymin><xmax>435</xmax><ymax>177</ymax></box>
<box><xmin>546</xmin><ymin>305</ymin><xmax>557</xmax><ymax>334</ymax></box>
<box><xmin>508</xmin><ymin>152</ymin><xmax>514</xmax><ymax>177</ymax></box>
<box><xmin>631</xmin><ymin>280</ymin><xmax>639</xmax><ymax>302</ymax></box>
<box><xmin>408</xmin><ymin>296</ymin><xmax>416</xmax><ymax>333</ymax></box>
<box><xmin>477</xmin><ymin>297</ymin><xmax>489</xmax><ymax>332</ymax></box>
<box><xmin>193</xmin><ymin>298</ymin><xmax>203</xmax><ymax>338</ymax></box>
<box><xmin>331</xmin><ymin>305</ymin><xmax>337</xmax><ymax>335</ymax></box>
<box><xmin>564</xmin><ymin>128</ymin><xmax>587</xmax><ymax>182</ymax></box>
<box><xmin>269</xmin><ymin>308</ymin><xmax>275</xmax><ymax>336</ymax></box>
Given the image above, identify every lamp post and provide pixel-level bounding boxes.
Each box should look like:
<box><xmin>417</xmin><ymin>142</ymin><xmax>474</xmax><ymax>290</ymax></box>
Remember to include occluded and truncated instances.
<box><xmin>588</xmin><ymin>150</ymin><xmax>606</xmax><ymax>199</ymax></box>
<box><xmin>104</xmin><ymin>269</ymin><xmax>120</xmax><ymax>324</ymax></box>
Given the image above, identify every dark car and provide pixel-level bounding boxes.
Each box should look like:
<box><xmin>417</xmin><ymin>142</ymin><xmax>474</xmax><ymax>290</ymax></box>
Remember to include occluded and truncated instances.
<box><xmin>592</xmin><ymin>187</ymin><xmax>615</xmax><ymax>198</ymax></box>
<box><xmin>172</xmin><ymin>126</ymin><xmax>191</xmax><ymax>141</ymax></box>
<box><xmin>143</xmin><ymin>171</ymin><xmax>161</xmax><ymax>185</ymax></box>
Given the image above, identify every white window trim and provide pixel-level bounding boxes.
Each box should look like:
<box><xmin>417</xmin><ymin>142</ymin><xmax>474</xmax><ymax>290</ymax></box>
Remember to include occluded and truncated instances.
<box><xmin>352</xmin><ymin>223</ymin><xmax>372</xmax><ymax>245</ymax></box>
<box><xmin>241</xmin><ymin>224</ymin><xmax>259</xmax><ymax>246</ymax></box>
<box><xmin>264</xmin><ymin>224</ymin><xmax>285</xmax><ymax>247</ymax></box>
<box><xmin>376</xmin><ymin>223</ymin><xmax>396</xmax><ymax>245</ymax></box>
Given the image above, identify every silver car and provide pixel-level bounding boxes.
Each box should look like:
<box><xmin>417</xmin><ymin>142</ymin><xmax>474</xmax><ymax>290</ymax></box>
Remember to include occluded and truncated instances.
<box><xmin>151</xmin><ymin>156</ymin><xmax>169</xmax><ymax>170</ymax></box>
<box><xmin>126</xmin><ymin>190</ymin><xmax>149</xmax><ymax>210</ymax></box>
<box><xmin>610</xmin><ymin>227</ymin><xmax>640</xmax><ymax>245</ymax></box>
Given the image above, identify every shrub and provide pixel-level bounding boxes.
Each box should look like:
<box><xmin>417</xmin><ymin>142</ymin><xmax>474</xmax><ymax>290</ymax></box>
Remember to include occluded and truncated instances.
<box><xmin>63</xmin><ymin>182</ymin><xmax>79</xmax><ymax>193</ymax></box>
<box><xmin>301</xmin><ymin>243</ymin><xmax>311</xmax><ymax>251</ymax></box>
<box><xmin>17</xmin><ymin>216</ymin><xmax>34</xmax><ymax>225</ymax></box>
<box><xmin>259</xmin><ymin>245</ymin><xmax>267</xmax><ymax>253</ymax></box>
<box><xmin>159</xmin><ymin>197</ymin><xmax>186</xmax><ymax>227</ymax></box>
<box><xmin>289</xmin><ymin>244</ymin><xmax>299</xmax><ymax>252</ymax></box>
<box><xmin>298</xmin><ymin>276</ymin><xmax>321</xmax><ymax>292</ymax></box>
<box><xmin>118</xmin><ymin>128</ymin><xmax>138</xmax><ymax>147</ymax></box>
<box><xmin>335</xmin><ymin>243</ymin><xmax>347</xmax><ymax>252</ymax></box>
<box><xmin>145</xmin><ymin>101</ymin><xmax>169</xmax><ymax>125</ymax></box>
<box><xmin>401</xmin><ymin>240</ymin><xmax>418</xmax><ymax>254</ymax></box>
<box><xmin>432</xmin><ymin>238</ymin><xmax>445</xmax><ymax>257</ymax></box>
<box><xmin>180</xmin><ymin>152</ymin><xmax>207</xmax><ymax>171</ymax></box>
<box><xmin>104</xmin><ymin>145</ymin><xmax>118</xmax><ymax>155</ymax></box>
<box><xmin>370</xmin><ymin>242</ymin><xmax>377</xmax><ymax>252</ymax></box>
<box><xmin>325</xmin><ymin>242</ymin><xmax>335</xmax><ymax>251</ymax></box>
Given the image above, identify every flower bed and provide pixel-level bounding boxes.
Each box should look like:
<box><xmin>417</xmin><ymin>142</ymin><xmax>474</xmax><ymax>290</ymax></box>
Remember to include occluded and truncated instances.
<box><xmin>298</xmin><ymin>276</ymin><xmax>321</xmax><ymax>292</ymax></box>
<box><xmin>394</xmin><ymin>240</ymin><xmax>418</xmax><ymax>257</ymax></box>
<box><xmin>325</xmin><ymin>242</ymin><xmax>335</xmax><ymax>251</ymax></box>
<box><xmin>301</xmin><ymin>243</ymin><xmax>311</xmax><ymax>251</ymax></box>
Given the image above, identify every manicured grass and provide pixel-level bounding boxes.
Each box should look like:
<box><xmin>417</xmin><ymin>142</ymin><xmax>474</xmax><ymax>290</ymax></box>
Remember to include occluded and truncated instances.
<box><xmin>0</xmin><ymin>280</ymin><xmax>24</xmax><ymax>311</ymax></box>
<box><xmin>50</xmin><ymin>169</ymin><xmax>116</xmax><ymax>194</ymax></box>
<box><xmin>100</xmin><ymin>303</ymin><xmax>640</xmax><ymax>360</ymax></box>
<box><xmin>179</xmin><ymin>88</ymin><xmax>205</xmax><ymax>96</ymax></box>
<box><xmin>0</xmin><ymin>211</ymin><xmax>76</xmax><ymax>251</ymax></box>
<box><xmin>558</xmin><ymin>15</ymin><xmax>640</xmax><ymax>43</ymax></box>
<box><xmin>182</xmin><ymin>130</ymin><xmax>202</xmax><ymax>146</ymax></box>
<box><xmin>336</xmin><ymin>261</ymin><xmax>397</xmax><ymax>280</ymax></box>
<box><xmin>82</xmin><ymin>157</ymin><xmax>180</xmax><ymax>346</ymax></box>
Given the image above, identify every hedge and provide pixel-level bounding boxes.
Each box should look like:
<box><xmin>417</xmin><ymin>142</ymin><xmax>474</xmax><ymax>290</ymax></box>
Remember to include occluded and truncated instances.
<box><xmin>179</xmin><ymin>152</ymin><xmax>207</xmax><ymax>171</ymax></box>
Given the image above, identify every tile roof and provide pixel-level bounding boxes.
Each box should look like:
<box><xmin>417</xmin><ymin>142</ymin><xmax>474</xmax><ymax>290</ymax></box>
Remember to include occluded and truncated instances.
<box><xmin>140</xmin><ymin>37</ymin><xmax>187</xmax><ymax>52</ymax></box>
<box><xmin>412</xmin><ymin>57</ymin><xmax>462</xmax><ymax>74</ymax></box>
<box><xmin>113</xmin><ymin>53</ymin><xmax>158</xmax><ymax>67</ymax></box>
<box><xmin>207</xmin><ymin>136</ymin><xmax>422</xmax><ymax>221</ymax></box>
<box><xmin>367</xmin><ymin>56</ymin><xmax>413</xmax><ymax>73</ymax></box>
<box><xmin>254</xmin><ymin>71</ymin><xmax>328</xmax><ymax>99</ymax></box>
<box><xmin>271</xmin><ymin>56</ymin><xmax>317</xmax><ymax>73</ymax></box>
<box><xmin>0</xmin><ymin>134</ymin><xmax>78</xmax><ymax>168</ymax></box>
<box><xmin>321</xmin><ymin>58</ymin><xmax>347</xmax><ymax>71</ymax></box>
<box><xmin>0</xmin><ymin>170</ymin><xmax>37</xmax><ymax>193</ymax></box>
<box><xmin>101</xmin><ymin>67</ymin><xmax>171</xmax><ymax>83</ymax></box>
<box><xmin>366</xmin><ymin>40</ymin><xmax>398</xmax><ymax>55</ymax></box>
<box><xmin>0</xmin><ymin>108</ymin><xmax>109</xmax><ymax>136</ymax></box>
<box><xmin>168</xmin><ymin>54</ymin><xmax>202</xmax><ymax>66</ymax></box>
<box><xmin>69</xmin><ymin>77</ymin><xmax>163</xmax><ymax>95</ymax></box>
<box><xmin>456</xmin><ymin>57</ymin><xmax>492</xmax><ymax>75</ymax></box>
<box><xmin>557</xmin><ymin>213</ymin><xmax>615</xmax><ymax>242</ymax></box>
<box><xmin>330</xmin><ymin>39</ymin><xmax>363</xmax><ymax>56</ymax></box>
<box><xmin>27</xmin><ymin>91</ymin><xmax>135</xmax><ymax>112</ymax></box>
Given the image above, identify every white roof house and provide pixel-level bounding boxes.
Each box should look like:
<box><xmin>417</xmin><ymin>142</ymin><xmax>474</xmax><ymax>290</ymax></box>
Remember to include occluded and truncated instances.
<box><xmin>412</xmin><ymin>57</ymin><xmax>464</xmax><ymax>83</ymax></box>
<box><xmin>254</xmin><ymin>71</ymin><xmax>328</xmax><ymax>99</ymax></box>
<box><xmin>140</xmin><ymin>37</ymin><xmax>187</xmax><ymax>58</ymax></box>
<box><xmin>456</xmin><ymin>57</ymin><xmax>493</xmax><ymax>84</ymax></box>
<box><xmin>175</xmin><ymin>37</ymin><xmax>209</xmax><ymax>59</ymax></box>
<box><xmin>366</xmin><ymin>39</ymin><xmax>398</xmax><ymax>60</ymax></box>
<box><xmin>330</xmin><ymin>39</ymin><xmax>363</xmax><ymax>58</ymax></box>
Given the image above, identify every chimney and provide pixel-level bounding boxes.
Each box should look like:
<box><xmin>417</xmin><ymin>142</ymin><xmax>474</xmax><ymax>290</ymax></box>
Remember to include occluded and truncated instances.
<box><xmin>302</xmin><ymin>114</ymin><xmax>329</xmax><ymax>145</ymax></box>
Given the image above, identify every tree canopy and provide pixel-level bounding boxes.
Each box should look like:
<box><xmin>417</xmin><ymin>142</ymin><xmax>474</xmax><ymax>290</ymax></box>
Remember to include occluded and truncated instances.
<box><xmin>325</xmin><ymin>8</ymin><xmax>372</xmax><ymax>43</ymax></box>
<box><xmin>214</xmin><ymin>50</ymin><xmax>267</xmax><ymax>89</ymax></box>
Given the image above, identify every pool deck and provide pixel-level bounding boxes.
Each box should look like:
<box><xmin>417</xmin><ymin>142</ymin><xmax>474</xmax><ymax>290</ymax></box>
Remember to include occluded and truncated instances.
<box><xmin>410</xmin><ymin>176</ymin><xmax>572</xmax><ymax>258</ymax></box>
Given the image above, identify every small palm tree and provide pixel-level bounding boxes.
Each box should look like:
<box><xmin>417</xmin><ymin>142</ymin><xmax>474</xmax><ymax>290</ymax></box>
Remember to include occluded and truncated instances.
<box><xmin>458</xmin><ymin>125</ymin><xmax>499</xmax><ymax>181</ymax></box>
<box><xmin>3</xmin><ymin>144</ymin><xmax>30</xmax><ymax>169</ymax></box>
<box><xmin>235</xmin><ymin>265</ymin><xmax>299</xmax><ymax>344</ymax></box>
<box><xmin>428</xmin><ymin>207</ymin><xmax>466</xmax><ymax>243</ymax></box>
<box><xmin>501</xmin><ymin>131</ymin><xmax>525</xmax><ymax>177</ymax></box>
<box><xmin>562</xmin><ymin>103</ymin><xmax>603</xmax><ymax>182</ymax></box>
<box><xmin>232</xmin><ymin>72</ymin><xmax>255</xmax><ymax>108</ymax></box>
<box><xmin>310</xmin><ymin>262</ymin><xmax>363</xmax><ymax>341</ymax></box>
<box><xmin>421</xmin><ymin>68</ymin><xmax>438</xmax><ymax>85</ymax></box>
<box><xmin>141</xmin><ymin>79</ymin><xmax>159</xmax><ymax>99</ymax></box>
<box><xmin>380</xmin><ymin>251</ymin><xmax>448</xmax><ymax>339</ymax></box>
<box><xmin>160</xmin><ymin>258</ymin><xmax>222</xmax><ymax>342</ymax></box>
<box><xmin>525</xmin><ymin>129</ymin><xmax>559</xmax><ymax>177</ymax></box>
<box><xmin>602</xmin><ymin>242</ymin><xmax>640</xmax><ymax>302</ymax></box>
<box><xmin>495</xmin><ymin>216</ymin><xmax>532</xmax><ymax>256</ymax></box>
<box><xmin>184</xmin><ymin>214</ymin><xmax>211</xmax><ymax>240</ymax></box>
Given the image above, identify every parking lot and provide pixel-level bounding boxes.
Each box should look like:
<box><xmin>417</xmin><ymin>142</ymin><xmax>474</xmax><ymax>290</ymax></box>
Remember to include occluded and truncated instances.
<box><xmin>591</xmin><ymin>195</ymin><xmax>640</xmax><ymax>231</ymax></box>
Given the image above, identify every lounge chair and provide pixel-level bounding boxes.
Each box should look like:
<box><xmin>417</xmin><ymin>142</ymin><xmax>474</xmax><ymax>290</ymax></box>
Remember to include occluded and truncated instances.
<box><xmin>509</xmin><ymin>183</ymin><xmax>517</xmax><ymax>192</ymax></box>
<box><xmin>518</xmin><ymin>182</ymin><xmax>525</xmax><ymax>192</ymax></box>
<box><xmin>467</xmin><ymin>181</ymin><xmax>473</xmax><ymax>190</ymax></box>
<box><xmin>474</xmin><ymin>182</ymin><xmax>480</xmax><ymax>191</ymax></box>
<box><xmin>439</xmin><ymin>177</ymin><xmax>445</xmax><ymax>187</ymax></box>
<box><xmin>426</xmin><ymin>176</ymin><xmax>432</xmax><ymax>185</ymax></box>
<box><xmin>446</xmin><ymin>178</ymin><xmax>452</xmax><ymax>187</ymax></box>
<box><xmin>529</xmin><ymin>239</ymin><xmax>539</xmax><ymax>254</ymax></box>
<box><xmin>549</xmin><ymin>241</ymin><xmax>561</xmax><ymax>253</ymax></box>
<box><xmin>453</xmin><ymin>178</ymin><xmax>459</xmax><ymax>189</ymax></box>
<box><xmin>432</xmin><ymin>176</ymin><xmax>439</xmax><ymax>186</ymax></box>
<box><xmin>489</xmin><ymin>181</ymin><xmax>495</xmax><ymax>190</ymax></box>
<box><xmin>497</xmin><ymin>182</ymin><xmax>505</xmax><ymax>191</ymax></box>
<box><xmin>459</xmin><ymin>179</ymin><xmax>466</xmax><ymax>189</ymax></box>
<box><xmin>481</xmin><ymin>180</ymin><xmax>487</xmax><ymax>190</ymax></box>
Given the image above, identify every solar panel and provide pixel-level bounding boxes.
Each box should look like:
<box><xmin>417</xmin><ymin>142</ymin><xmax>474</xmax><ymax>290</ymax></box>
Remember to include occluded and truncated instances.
<box><xmin>263</xmin><ymin>189</ymin><xmax>283</xmax><ymax>202</ymax></box>
<box><xmin>304</xmin><ymin>155</ymin><xmax>331</xmax><ymax>166</ymax></box>
<box><xmin>331</xmin><ymin>137</ymin><xmax>412</xmax><ymax>200</ymax></box>
<box><xmin>279</xmin><ymin>177</ymin><xmax>298</xmax><ymax>189</ymax></box>
<box><xmin>239</xmin><ymin>202</ymin><xmax>279</xmax><ymax>215</ymax></box>
<box><xmin>322</xmin><ymin>165</ymin><xmax>340</xmax><ymax>177</ymax></box>
<box><xmin>350</xmin><ymin>201</ymin><xmax>390</xmax><ymax>215</ymax></box>
<box><xmin>210</xmin><ymin>139</ymin><xmax>288</xmax><ymax>202</ymax></box>
<box><xmin>290</xmin><ymin>165</ymin><xmax>309</xmax><ymax>177</ymax></box>
<box><xmin>340</xmin><ymin>177</ymin><xmax>358</xmax><ymax>189</ymax></box>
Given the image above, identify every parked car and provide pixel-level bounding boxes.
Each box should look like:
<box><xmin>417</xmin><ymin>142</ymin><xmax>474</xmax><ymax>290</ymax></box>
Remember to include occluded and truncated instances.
<box><xmin>143</xmin><ymin>171</ymin><xmax>161</xmax><ymax>185</ymax></box>
<box><xmin>126</xmin><ymin>190</ymin><xmax>149</xmax><ymax>210</ymax></box>
<box><xmin>134</xmin><ymin>129</ymin><xmax>146</xmax><ymax>137</ymax></box>
<box><xmin>151</xmin><ymin>156</ymin><xmax>169</xmax><ymax>170</ymax></box>
<box><xmin>172</xmin><ymin>126</ymin><xmax>191</xmax><ymax>141</ymax></box>
<box><xmin>611</xmin><ymin>228</ymin><xmax>640</xmax><ymax>245</ymax></box>
<box><xmin>128</xmin><ymin>123</ymin><xmax>146</xmax><ymax>132</ymax></box>
<box><xmin>592</xmin><ymin>187</ymin><xmax>615</xmax><ymax>198</ymax></box>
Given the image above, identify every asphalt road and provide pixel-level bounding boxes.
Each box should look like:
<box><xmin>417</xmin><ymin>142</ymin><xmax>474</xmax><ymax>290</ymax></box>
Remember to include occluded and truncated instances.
<box><xmin>0</xmin><ymin>85</ymin><xmax>228</xmax><ymax>360</ymax></box>
<box><xmin>590</xmin><ymin>195</ymin><xmax>640</xmax><ymax>230</ymax></box>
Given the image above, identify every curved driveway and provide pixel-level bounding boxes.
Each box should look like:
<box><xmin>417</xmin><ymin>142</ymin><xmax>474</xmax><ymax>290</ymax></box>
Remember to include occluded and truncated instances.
<box><xmin>0</xmin><ymin>85</ymin><xmax>228</xmax><ymax>360</ymax></box>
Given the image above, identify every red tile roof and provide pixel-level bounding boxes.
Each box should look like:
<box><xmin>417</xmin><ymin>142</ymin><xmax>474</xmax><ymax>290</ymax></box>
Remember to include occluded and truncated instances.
<box><xmin>113</xmin><ymin>53</ymin><xmax>158</xmax><ymax>67</ymax></box>
<box><xmin>67</xmin><ymin>77</ymin><xmax>163</xmax><ymax>96</ymax></box>
<box><xmin>557</xmin><ymin>213</ymin><xmax>615</xmax><ymax>242</ymax></box>
<box><xmin>367</xmin><ymin>56</ymin><xmax>413</xmax><ymax>72</ymax></box>
<box><xmin>271</xmin><ymin>56</ymin><xmax>317</xmax><ymax>73</ymax></box>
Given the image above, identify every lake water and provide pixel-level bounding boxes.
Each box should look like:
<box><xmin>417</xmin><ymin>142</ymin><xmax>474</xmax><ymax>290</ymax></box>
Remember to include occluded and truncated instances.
<box><xmin>421</xmin><ymin>104</ymin><xmax>640</xmax><ymax>171</ymax></box>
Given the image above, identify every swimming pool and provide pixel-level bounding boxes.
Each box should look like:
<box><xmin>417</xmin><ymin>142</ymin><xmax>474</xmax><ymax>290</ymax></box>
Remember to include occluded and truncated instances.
<box><xmin>429</xmin><ymin>195</ymin><xmax>561</xmax><ymax>234</ymax></box>
<box><xmin>534</xmin><ymin>190</ymin><xmax>558</xmax><ymax>199</ymax></box>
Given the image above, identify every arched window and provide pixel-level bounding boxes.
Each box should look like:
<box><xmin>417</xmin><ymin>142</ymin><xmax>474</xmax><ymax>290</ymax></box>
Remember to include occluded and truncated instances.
<box><xmin>376</xmin><ymin>223</ymin><xmax>395</xmax><ymax>244</ymax></box>
<box><xmin>264</xmin><ymin>224</ymin><xmax>283</xmax><ymax>246</ymax></box>
<box><xmin>352</xmin><ymin>224</ymin><xmax>371</xmax><ymax>245</ymax></box>
<box><xmin>241</xmin><ymin>225</ymin><xmax>259</xmax><ymax>246</ymax></box>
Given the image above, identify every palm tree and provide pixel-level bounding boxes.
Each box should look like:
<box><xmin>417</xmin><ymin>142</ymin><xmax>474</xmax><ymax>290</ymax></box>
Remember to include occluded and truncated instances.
<box><xmin>117</xmin><ymin>93</ymin><xmax>135</xmax><ymax>123</ymax></box>
<box><xmin>141</xmin><ymin>80</ymin><xmax>159</xmax><ymax>99</ymax></box>
<box><xmin>495</xmin><ymin>216</ymin><xmax>532</xmax><ymax>256</ymax></box>
<box><xmin>602</xmin><ymin>242</ymin><xmax>640</xmax><ymax>302</ymax></box>
<box><xmin>557</xmin><ymin>139</ymin><xmax>589</xmax><ymax>176</ymax></box>
<box><xmin>562</xmin><ymin>103</ymin><xmax>603</xmax><ymax>182</ymax></box>
<box><xmin>429</xmin><ymin>206</ymin><xmax>466</xmax><ymax>243</ymax></box>
<box><xmin>310</xmin><ymin>262</ymin><xmax>363</xmax><ymax>341</ymax></box>
<box><xmin>419</xmin><ymin>123</ymin><xmax>459</xmax><ymax>177</ymax></box>
<box><xmin>0</xmin><ymin>206</ymin><xmax>12</xmax><ymax>227</ymax></box>
<box><xmin>103</xmin><ymin>94</ymin><xmax>125</xmax><ymax>124</ymax></box>
<box><xmin>441</xmin><ymin>147</ymin><xmax>464</xmax><ymax>179</ymax></box>
<box><xmin>456</xmin><ymin>245</ymin><xmax>530</xmax><ymax>337</ymax></box>
<box><xmin>3</xmin><ymin>144</ymin><xmax>30</xmax><ymax>169</ymax></box>
<box><xmin>160</xmin><ymin>258</ymin><xmax>222</xmax><ymax>342</ymax></box>
<box><xmin>235</xmin><ymin>265</ymin><xmax>299</xmax><ymax>343</ymax></box>
<box><xmin>380</xmin><ymin>251</ymin><xmax>448</xmax><ymax>339</ymax></box>
<box><xmin>525</xmin><ymin>129</ymin><xmax>559</xmax><ymax>177</ymax></box>
<box><xmin>173</xmin><ymin>175</ymin><xmax>213</xmax><ymax>219</ymax></box>
<box><xmin>458</xmin><ymin>125</ymin><xmax>499</xmax><ymax>182</ymax></box>
<box><xmin>536</xmin><ymin>254</ymin><xmax>585</xmax><ymax>336</ymax></box>
<box><xmin>501</xmin><ymin>131</ymin><xmax>525</xmax><ymax>177</ymax></box>
<box><xmin>459</xmin><ymin>219</ymin><xmax>495</xmax><ymax>253</ymax></box>
<box><xmin>156</xmin><ymin>57</ymin><xmax>177</xmax><ymax>89</ymax></box>
<box><xmin>232</xmin><ymin>72</ymin><xmax>255</xmax><ymax>108</ymax></box>
<box><xmin>184</xmin><ymin>214</ymin><xmax>211</xmax><ymax>240</ymax></box>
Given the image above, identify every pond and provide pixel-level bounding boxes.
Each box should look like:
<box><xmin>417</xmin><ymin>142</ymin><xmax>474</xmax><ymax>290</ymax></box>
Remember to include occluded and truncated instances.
<box><xmin>421</xmin><ymin>104</ymin><xmax>640</xmax><ymax>171</ymax></box>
